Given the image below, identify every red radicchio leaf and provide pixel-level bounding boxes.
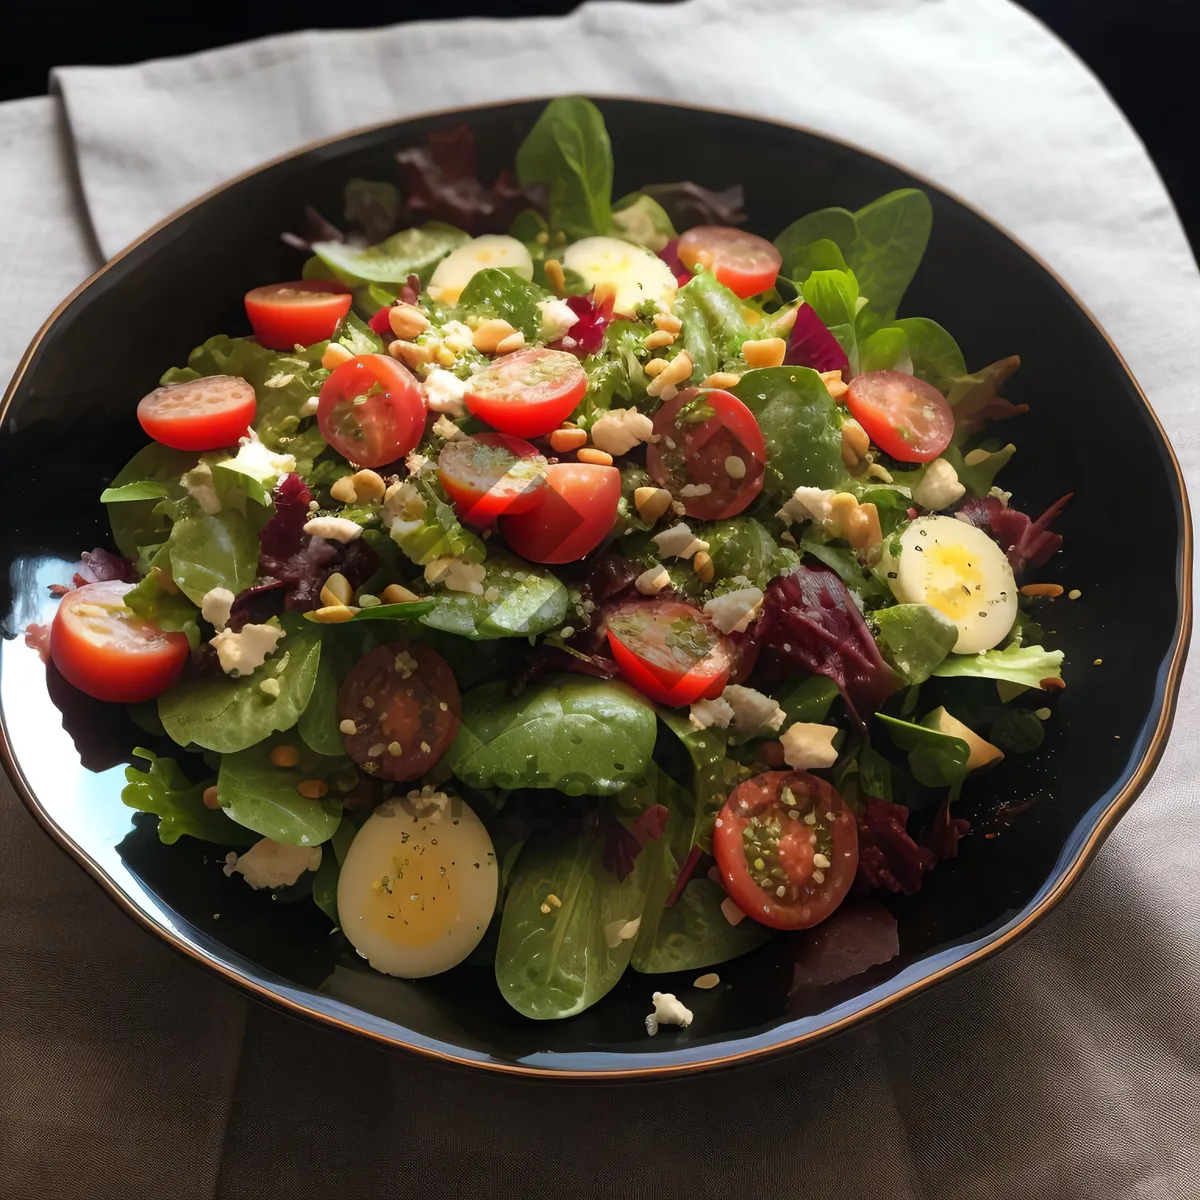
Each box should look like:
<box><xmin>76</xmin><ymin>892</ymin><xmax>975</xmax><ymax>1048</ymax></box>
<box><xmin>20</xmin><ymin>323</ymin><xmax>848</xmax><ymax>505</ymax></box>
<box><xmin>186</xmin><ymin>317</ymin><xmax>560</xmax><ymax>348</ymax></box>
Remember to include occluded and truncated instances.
<box><xmin>259</xmin><ymin>473</ymin><xmax>313</xmax><ymax>560</ymax></box>
<box><xmin>755</xmin><ymin>566</ymin><xmax>901</xmax><ymax>726</ymax></box>
<box><xmin>790</xmin><ymin>899</ymin><xmax>900</xmax><ymax>989</ymax></box>
<box><xmin>281</xmin><ymin>205</ymin><xmax>346</xmax><ymax>254</ymax></box>
<box><xmin>638</xmin><ymin>182</ymin><xmax>747</xmax><ymax>228</ymax></box>
<box><xmin>955</xmin><ymin>493</ymin><xmax>1072</xmax><ymax>575</ymax></box>
<box><xmin>664</xmin><ymin>844</ymin><xmax>704</xmax><ymax>908</ymax></box>
<box><xmin>785</xmin><ymin>303</ymin><xmax>851</xmax><ymax>376</ymax></box>
<box><xmin>918</xmin><ymin>798</ymin><xmax>971</xmax><ymax>864</ymax></box>
<box><xmin>512</xmin><ymin>645</ymin><xmax>620</xmax><ymax>693</ymax></box>
<box><xmin>396</xmin><ymin>125</ymin><xmax>544</xmax><ymax>236</ymax></box>
<box><xmin>24</xmin><ymin>622</ymin><xmax>52</xmax><ymax>663</ymax></box>
<box><xmin>399</xmin><ymin>273</ymin><xmax>421</xmax><ymax>306</ymax></box>
<box><xmin>551</xmin><ymin>293</ymin><xmax>613</xmax><ymax>359</ymax></box>
<box><xmin>601</xmin><ymin>804</ymin><xmax>669</xmax><ymax>881</ymax></box>
<box><xmin>658</xmin><ymin>239</ymin><xmax>692</xmax><ymax>288</ymax></box>
<box><xmin>854</xmin><ymin>799</ymin><xmax>928</xmax><ymax>895</ymax></box>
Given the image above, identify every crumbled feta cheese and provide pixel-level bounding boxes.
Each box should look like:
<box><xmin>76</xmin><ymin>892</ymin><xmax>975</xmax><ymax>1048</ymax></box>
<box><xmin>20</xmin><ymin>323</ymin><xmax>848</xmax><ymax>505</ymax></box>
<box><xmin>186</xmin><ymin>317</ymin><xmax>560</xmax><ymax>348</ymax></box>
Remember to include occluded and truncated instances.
<box><xmin>536</xmin><ymin>297</ymin><xmax>580</xmax><ymax>342</ymax></box>
<box><xmin>777</xmin><ymin>485</ymin><xmax>835</xmax><ymax>526</ymax></box>
<box><xmin>404</xmin><ymin>450</ymin><xmax>433</xmax><ymax>476</ymax></box>
<box><xmin>181</xmin><ymin>463</ymin><xmax>221</xmax><ymax>515</ymax></box>
<box><xmin>424</xmin><ymin>556</ymin><xmax>486</xmax><ymax>595</ymax></box>
<box><xmin>988</xmin><ymin>485</ymin><xmax>1012</xmax><ymax>507</ymax></box>
<box><xmin>431</xmin><ymin>413</ymin><xmax>464</xmax><ymax>441</ymax></box>
<box><xmin>589</xmin><ymin>407</ymin><xmax>654</xmax><ymax>456</ymax></box>
<box><xmin>721</xmin><ymin>684</ymin><xmax>786</xmax><ymax>739</ymax></box>
<box><xmin>645</xmin><ymin>991</ymin><xmax>693</xmax><ymax>1036</ymax></box>
<box><xmin>635</xmin><ymin>564</ymin><xmax>670</xmax><ymax>595</ymax></box>
<box><xmin>223</xmin><ymin>839</ymin><xmax>321</xmax><ymax>890</ymax></box>
<box><xmin>689</xmin><ymin>696</ymin><xmax>735</xmax><ymax>730</ymax></box>
<box><xmin>422</xmin><ymin>367</ymin><xmax>469</xmax><ymax>415</ymax></box>
<box><xmin>603</xmin><ymin>917</ymin><xmax>642</xmax><ymax>949</ymax></box>
<box><xmin>653</xmin><ymin>522</ymin><xmax>710</xmax><ymax>560</ymax></box>
<box><xmin>679</xmin><ymin>482</ymin><xmax>712</xmax><ymax>498</ymax></box>
<box><xmin>912</xmin><ymin>458</ymin><xmax>965</xmax><ymax>511</ymax></box>
<box><xmin>439</xmin><ymin>320</ymin><xmax>475</xmax><ymax>355</ymax></box>
<box><xmin>303</xmin><ymin>516</ymin><xmax>363</xmax><ymax>543</ymax></box>
<box><xmin>702</xmin><ymin>587</ymin><xmax>764</xmax><ymax>635</ymax></box>
<box><xmin>231</xmin><ymin>430</ymin><xmax>296</xmax><ymax>483</ymax></box>
<box><xmin>210</xmin><ymin>622</ymin><xmax>284</xmax><ymax>677</ymax></box>
<box><xmin>200</xmin><ymin>586</ymin><xmax>236</xmax><ymax>630</ymax></box>
<box><xmin>299</xmin><ymin>396</ymin><xmax>320</xmax><ymax>417</ymax></box>
<box><xmin>263</xmin><ymin>372</ymin><xmax>295</xmax><ymax>389</ymax></box>
<box><xmin>779</xmin><ymin>722</ymin><xmax>840</xmax><ymax>770</ymax></box>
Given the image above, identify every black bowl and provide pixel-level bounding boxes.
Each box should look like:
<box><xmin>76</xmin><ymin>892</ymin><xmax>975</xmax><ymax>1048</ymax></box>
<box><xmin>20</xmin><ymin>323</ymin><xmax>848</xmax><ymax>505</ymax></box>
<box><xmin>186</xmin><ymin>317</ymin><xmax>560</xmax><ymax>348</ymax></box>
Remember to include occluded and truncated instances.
<box><xmin>0</xmin><ymin>98</ymin><xmax>1190</xmax><ymax>1077</ymax></box>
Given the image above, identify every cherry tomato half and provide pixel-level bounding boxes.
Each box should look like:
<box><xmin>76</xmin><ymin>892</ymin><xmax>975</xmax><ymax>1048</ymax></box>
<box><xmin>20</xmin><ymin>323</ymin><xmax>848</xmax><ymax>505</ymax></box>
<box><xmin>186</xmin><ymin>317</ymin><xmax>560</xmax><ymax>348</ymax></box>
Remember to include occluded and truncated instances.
<box><xmin>137</xmin><ymin>375</ymin><xmax>257</xmax><ymax>451</ymax></box>
<box><xmin>437</xmin><ymin>432</ymin><xmax>548</xmax><ymax>527</ymax></box>
<box><xmin>676</xmin><ymin>226</ymin><xmax>782</xmax><ymax>299</ymax></box>
<box><xmin>645</xmin><ymin>387</ymin><xmax>766</xmax><ymax>520</ymax></box>
<box><xmin>50</xmin><ymin>580</ymin><xmax>190</xmax><ymax>703</ymax></box>
<box><xmin>713</xmin><ymin>771</ymin><xmax>858</xmax><ymax>930</ymax></box>
<box><xmin>606</xmin><ymin>599</ymin><xmax>734</xmax><ymax>706</ymax></box>
<box><xmin>337</xmin><ymin>641</ymin><xmax>461</xmax><ymax>781</ymax></box>
<box><xmin>317</xmin><ymin>354</ymin><xmax>425</xmax><ymax>468</ymax></box>
<box><xmin>845</xmin><ymin>369</ymin><xmax>954</xmax><ymax>463</ymax></box>
<box><xmin>499</xmin><ymin>462</ymin><xmax>620</xmax><ymax>564</ymax></box>
<box><xmin>464</xmin><ymin>347</ymin><xmax>587</xmax><ymax>437</ymax></box>
<box><xmin>244</xmin><ymin>280</ymin><xmax>352</xmax><ymax>350</ymax></box>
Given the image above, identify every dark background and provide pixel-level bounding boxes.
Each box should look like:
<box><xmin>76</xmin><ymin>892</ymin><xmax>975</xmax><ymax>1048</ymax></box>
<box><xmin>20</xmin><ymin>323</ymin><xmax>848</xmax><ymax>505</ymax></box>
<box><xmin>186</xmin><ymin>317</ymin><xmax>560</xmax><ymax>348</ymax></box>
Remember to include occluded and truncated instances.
<box><xmin>6</xmin><ymin>1</ymin><xmax>1198</xmax><ymax>257</ymax></box>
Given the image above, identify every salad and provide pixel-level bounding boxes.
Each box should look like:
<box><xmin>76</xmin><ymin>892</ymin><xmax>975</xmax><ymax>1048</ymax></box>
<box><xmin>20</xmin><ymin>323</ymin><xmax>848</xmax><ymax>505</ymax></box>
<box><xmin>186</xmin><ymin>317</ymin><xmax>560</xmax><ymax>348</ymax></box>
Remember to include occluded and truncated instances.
<box><xmin>31</xmin><ymin>98</ymin><xmax>1071</xmax><ymax>1026</ymax></box>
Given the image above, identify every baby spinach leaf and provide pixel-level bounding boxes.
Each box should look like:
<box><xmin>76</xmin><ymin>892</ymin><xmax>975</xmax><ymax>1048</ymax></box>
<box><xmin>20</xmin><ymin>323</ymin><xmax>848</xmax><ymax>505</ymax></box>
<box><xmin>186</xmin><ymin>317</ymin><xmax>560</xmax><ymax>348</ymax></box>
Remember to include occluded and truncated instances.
<box><xmin>311</xmin><ymin>819</ymin><xmax>359</xmax><ymax>927</ymax></box>
<box><xmin>123</xmin><ymin>564</ymin><xmax>201</xmax><ymax>649</ymax></box>
<box><xmin>515</xmin><ymin>97</ymin><xmax>614</xmax><ymax>240</ymax></box>
<box><xmin>893</xmin><ymin>317</ymin><xmax>965</xmax><ymax>393</ymax></box>
<box><xmin>159</xmin><ymin>628</ymin><xmax>322</xmax><ymax>754</ymax></box>
<box><xmin>877</xmin><ymin>713</ymin><xmax>970</xmax><ymax>788</ymax></box>
<box><xmin>674</xmin><ymin>272</ymin><xmax>749</xmax><ymax>382</ymax></box>
<box><xmin>656</xmin><ymin>710</ymin><xmax>729</xmax><ymax>856</ymax></box>
<box><xmin>495</xmin><ymin>821</ymin><xmax>650</xmax><ymax>1019</ymax></box>
<box><xmin>390</xmin><ymin>476</ymin><xmax>486</xmax><ymax>567</ymax></box>
<box><xmin>872</xmin><ymin>603</ymin><xmax>958</xmax><ymax>685</ymax></box>
<box><xmin>772</xmin><ymin>675</ymin><xmax>840</xmax><ymax>725</ymax></box>
<box><xmin>347</xmin><ymin>599</ymin><xmax>436</xmax><ymax>623</ymax></box>
<box><xmin>802</xmin><ymin>269</ymin><xmax>860</xmax><ymax>371</ymax></box>
<box><xmin>774</xmin><ymin>206</ymin><xmax>857</xmax><ymax>278</ymax></box>
<box><xmin>732</xmin><ymin>367</ymin><xmax>846</xmax><ymax>497</ymax></box>
<box><xmin>122</xmin><ymin>748</ymin><xmax>255</xmax><ymax>846</ymax></box>
<box><xmin>420</xmin><ymin>551</ymin><xmax>568</xmax><ymax>641</ymax></box>
<box><xmin>932</xmin><ymin>642</ymin><xmax>1064</xmax><ymax>689</ymax></box>
<box><xmin>312</xmin><ymin>221</ymin><xmax>469</xmax><ymax>285</ymax></box>
<box><xmin>699</xmin><ymin>517</ymin><xmax>785</xmax><ymax>589</ymax></box>
<box><xmin>858</xmin><ymin>325</ymin><xmax>911</xmax><ymax>375</ymax></box>
<box><xmin>217</xmin><ymin>736</ymin><xmax>345</xmax><ymax>846</ymax></box>
<box><xmin>989</xmin><ymin>708</ymin><xmax>1045</xmax><ymax>755</ymax></box>
<box><xmin>104</xmin><ymin>443</ymin><xmax>197</xmax><ymax>560</ymax></box>
<box><xmin>447</xmin><ymin>675</ymin><xmax>657</xmax><ymax>796</ymax></box>
<box><xmin>167</xmin><ymin>508</ymin><xmax>260</xmax><ymax>606</ymax></box>
<box><xmin>781</xmin><ymin>237</ymin><xmax>849</xmax><ymax>287</ymax></box>
<box><xmin>455</xmin><ymin>267</ymin><xmax>546</xmax><ymax>340</ymax></box>
<box><xmin>850</xmin><ymin>189</ymin><xmax>932</xmax><ymax>331</ymax></box>
<box><xmin>297</xmin><ymin>652</ymin><xmax>343</xmax><ymax>757</ymax></box>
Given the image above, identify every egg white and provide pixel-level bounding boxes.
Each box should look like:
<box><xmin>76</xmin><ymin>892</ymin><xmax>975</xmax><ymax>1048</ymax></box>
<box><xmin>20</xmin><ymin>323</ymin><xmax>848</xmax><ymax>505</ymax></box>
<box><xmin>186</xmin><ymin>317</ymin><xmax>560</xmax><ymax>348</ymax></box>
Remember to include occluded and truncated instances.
<box><xmin>882</xmin><ymin>515</ymin><xmax>1017</xmax><ymax>654</ymax></box>
<box><xmin>337</xmin><ymin>791</ymin><xmax>498</xmax><ymax>978</ymax></box>
<box><xmin>562</xmin><ymin>236</ymin><xmax>678</xmax><ymax>315</ymax></box>
<box><xmin>428</xmin><ymin>235</ymin><xmax>533</xmax><ymax>305</ymax></box>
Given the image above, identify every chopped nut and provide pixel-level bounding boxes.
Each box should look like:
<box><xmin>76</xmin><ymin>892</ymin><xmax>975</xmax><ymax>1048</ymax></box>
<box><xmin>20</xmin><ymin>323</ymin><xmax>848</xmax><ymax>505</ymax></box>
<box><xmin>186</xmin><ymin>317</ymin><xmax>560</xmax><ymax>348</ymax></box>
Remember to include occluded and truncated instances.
<box><xmin>644</xmin><ymin>357</ymin><xmax>670</xmax><ymax>378</ymax></box>
<box><xmin>269</xmin><ymin>744</ymin><xmax>300</xmax><ymax>769</ymax></box>
<box><xmin>741</xmin><ymin>337</ymin><xmax>786</xmax><ymax>369</ymax></box>
<box><xmin>643</xmin><ymin>329</ymin><xmax>675</xmax><ymax>350</ymax></box>
<box><xmin>693</xmin><ymin>972</ymin><xmax>720</xmax><ymax>990</ymax></box>
<box><xmin>1020</xmin><ymin>583</ymin><xmax>1065</xmax><ymax>598</ymax></box>
<box><xmin>577</xmin><ymin>447</ymin><xmax>613</xmax><ymax>466</ymax></box>
<box><xmin>841</xmin><ymin>418</ymin><xmax>870</xmax><ymax>469</ymax></box>
<box><xmin>549</xmin><ymin>427</ymin><xmax>589</xmax><ymax>453</ymax></box>
<box><xmin>321</xmin><ymin>343</ymin><xmax>353</xmax><ymax>370</ymax></box>
<box><xmin>389</xmin><ymin>339</ymin><xmax>432</xmax><ymax>367</ymax></box>
<box><xmin>820</xmin><ymin>369</ymin><xmax>849</xmax><ymax>400</ymax></box>
<box><xmin>202</xmin><ymin>786</ymin><xmax>220</xmax><ymax>810</ymax></box>
<box><xmin>320</xmin><ymin>572</ymin><xmax>353</xmax><ymax>608</ymax></box>
<box><xmin>495</xmin><ymin>330</ymin><xmax>527</xmax><ymax>355</ymax></box>
<box><xmin>701</xmin><ymin>371</ymin><xmax>741</xmax><ymax>389</ymax></box>
<box><xmin>297</xmin><ymin>779</ymin><xmax>329</xmax><ymax>800</ymax></box>
<box><xmin>329</xmin><ymin>476</ymin><xmax>357</xmax><ymax>504</ymax></box>
<box><xmin>865</xmin><ymin>462</ymin><xmax>894</xmax><ymax>483</ymax></box>
<box><xmin>350</xmin><ymin>469</ymin><xmax>385</xmax><ymax>503</ymax></box>
<box><xmin>380</xmin><ymin>583</ymin><xmax>421</xmax><ymax>605</ymax></box>
<box><xmin>646</xmin><ymin>350</ymin><xmax>693</xmax><ymax>398</ymax></box>
<box><xmin>388</xmin><ymin>303</ymin><xmax>430</xmax><ymax>341</ymax></box>
<box><xmin>653</xmin><ymin>311</ymin><xmax>683</xmax><ymax>334</ymax></box>
<box><xmin>692</xmin><ymin>550</ymin><xmax>714</xmax><ymax>582</ymax></box>
<box><xmin>473</xmin><ymin>318</ymin><xmax>519</xmax><ymax>353</ymax></box>
<box><xmin>634</xmin><ymin>485</ymin><xmax>673</xmax><ymax>523</ymax></box>
<box><xmin>544</xmin><ymin>258</ymin><xmax>566</xmax><ymax>296</ymax></box>
<box><xmin>827</xmin><ymin>492</ymin><xmax>882</xmax><ymax>556</ymax></box>
<box><xmin>308</xmin><ymin>604</ymin><xmax>359</xmax><ymax>624</ymax></box>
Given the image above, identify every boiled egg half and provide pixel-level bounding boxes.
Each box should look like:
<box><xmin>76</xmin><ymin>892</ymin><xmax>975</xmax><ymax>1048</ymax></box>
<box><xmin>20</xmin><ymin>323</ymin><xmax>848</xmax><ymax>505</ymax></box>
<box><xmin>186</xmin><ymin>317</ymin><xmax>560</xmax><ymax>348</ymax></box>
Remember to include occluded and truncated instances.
<box><xmin>881</xmin><ymin>515</ymin><xmax>1017</xmax><ymax>653</ymax></box>
<box><xmin>562</xmin><ymin>236</ymin><xmax>678</xmax><ymax>315</ymax></box>
<box><xmin>428</xmin><ymin>235</ymin><xmax>533</xmax><ymax>305</ymax></box>
<box><xmin>337</xmin><ymin>789</ymin><xmax>498</xmax><ymax>978</ymax></box>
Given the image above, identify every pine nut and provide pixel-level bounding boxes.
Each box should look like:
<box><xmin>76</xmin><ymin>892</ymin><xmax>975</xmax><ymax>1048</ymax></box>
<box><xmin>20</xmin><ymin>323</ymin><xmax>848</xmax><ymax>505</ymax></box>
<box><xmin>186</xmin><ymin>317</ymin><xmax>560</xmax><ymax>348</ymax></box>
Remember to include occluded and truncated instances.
<box><xmin>701</xmin><ymin>372</ymin><xmax>741</xmax><ymax>389</ymax></box>
<box><xmin>646</xmin><ymin>350</ymin><xmax>693</xmax><ymax>398</ymax></box>
<box><xmin>270</xmin><ymin>744</ymin><xmax>300</xmax><ymax>769</ymax></box>
<box><xmin>329</xmin><ymin>476</ymin><xmax>357</xmax><ymax>504</ymax></box>
<box><xmin>643</xmin><ymin>330</ymin><xmax>675</xmax><ymax>350</ymax></box>
<box><xmin>388</xmin><ymin>303</ymin><xmax>430</xmax><ymax>341</ymax></box>
<box><xmin>320</xmin><ymin>572</ymin><xmax>353</xmax><ymax>608</ymax></box>
<box><xmin>202</xmin><ymin>786</ymin><xmax>220</xmax><ymax>810</ymax></box>
<box><xmin>350</xmin><ymin>469</ymin><xmax>385</xmax><ymax>503</ymax></box>
<box><xmin>820</xmin><ymin>369</ymin><xmax>849</xmax><ymax>400</ymax></box>
<box><xmin>297</xmin><ymin>779</ymin><xmax>329</xmax><ymax>799</ymax></box>
<box><xmin>742</xmin><ymin>337</ymin><xmax>787</xmax><ymax>369</ymax></box>
<box><xmin>653</xmin><ymin>312</ymin><xmax>683</xmax><ymax>334</ymax></box>
<box><xmin>692</xmin><ymin>551</ymin><xmax>714</xmax><ymax>582</ymax></box>
<box><xmin>577</xmin><ymin>447</ymin><xmax>613</xmax><ymax>466</ymax></box>
<box><xmin>544</xmin><ymin>259</ymin><xmax>566</xmax><ymax>296</ymax></box>
<box><xmin>549</xmin><ymin>428</ymin><xmax>588</xmax><ymax>452</ymax></box>
<box><xmin>308</xmin><ymin>604</ymin><xmax>359</xmax><ymax>624</ymax></box>
<box><xmin>321</xmin><ymin>343</ymin><xmax>353</xmax><ymax>370</ymax></box>
<box><xmin>644</xmin><ymin>358</ymin><xmax>670</xmax><ymax>378</ymax></box>
<box><xmin>1020</xmin><ymin>583</ymin><xmax>1065</xmax><ymax>598</ymax></box>
<box><xmin>841</xmin><ymin>418</ymin><xmax>870</xmax><ymax>468</ymax></box>
<box><xmin>495</xmin><ymin>331</ymin><xmax>527</xmax><ymax>355</ymax></box>
<box><xmin>433</xmin><ymin>342</ymin><xmax>456</xmax><ymax>367</ymax></box>
<box><xmin>634</xmin><ymin>486</ymin><xmax>673</xmax><ymax>523</ymax></box>
<box><xmin>473</xmin><ymin>319</ymin><xmax>518</xmax><ymax>353</ymax></box>
<box><xmin>380</xmin><ymin>583</ymin><xmax>421</xmax><ymax>605</ymax></box>
<box><xmin>390</xmin><ymin>340</ymin><xmax>433</xmax><ymax>368</ymax></box>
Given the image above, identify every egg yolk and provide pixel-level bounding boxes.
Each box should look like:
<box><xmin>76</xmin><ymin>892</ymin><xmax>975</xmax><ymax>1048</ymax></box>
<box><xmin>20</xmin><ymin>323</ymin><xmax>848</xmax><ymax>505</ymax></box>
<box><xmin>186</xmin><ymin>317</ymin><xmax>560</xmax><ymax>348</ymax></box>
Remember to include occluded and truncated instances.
<box><xmin>923</xmin><ymin>541</ymin><xmax>984</xmax><ymax>621</ymax></box>
<box><xmin>360</xmin><ymin>838</ymin><xmax>465</xmax><ymax>950</ymax></box>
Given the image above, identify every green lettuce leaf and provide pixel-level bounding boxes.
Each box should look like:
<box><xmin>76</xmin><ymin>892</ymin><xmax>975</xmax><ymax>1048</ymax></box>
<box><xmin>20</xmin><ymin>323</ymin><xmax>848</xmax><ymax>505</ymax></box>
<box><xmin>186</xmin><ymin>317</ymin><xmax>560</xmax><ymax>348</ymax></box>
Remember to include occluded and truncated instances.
<box><xmin>104</xmin><ymin>443</ymin><xmax>197</xmax><ymax>560</ymax></box>
<box><xmin>849</xmin><ymin>189</ymin><xmax>932</xmax><ymax>331</ymax></box>
<box><xmin>122</xmin><ymin>748</ymin><xmax>254</xmax><ymax>846</ymax></box>
<box><xmin>802</xmin><ymin>268</ymin><xmax>860</xmax><ymax>370</ymax></box>
<box><xmin>877</xmin><ymin>713</ymin><xmax>970</xmax><ymax>788</ymax></box>
<box><xmin>872</xmin><ymin>603</ymin><xmax>958</xmax><ymax>685</ymax></box>
<box><xmin>122</xmin><ymin>562</ymin><xmax>201</xmax><ymax>650</ymax></box>
<box><xmin>312</xmin><ymin>222</ymin><xmax>469</xmax><ymax>285</ymax></box>
<box><xmin>455</xmin><ymin>267</ymin><xmax>546</xmax><ymax>340</ymax></box>
<box><xmin>673</xmin><ymin>271</ymin><xmax>750</xmax><ymax>382</ymax></box>
<box><xmin>933</xmin><ymin>642</ymin><xmax>1064</xmax><ymax>689</ymax></box>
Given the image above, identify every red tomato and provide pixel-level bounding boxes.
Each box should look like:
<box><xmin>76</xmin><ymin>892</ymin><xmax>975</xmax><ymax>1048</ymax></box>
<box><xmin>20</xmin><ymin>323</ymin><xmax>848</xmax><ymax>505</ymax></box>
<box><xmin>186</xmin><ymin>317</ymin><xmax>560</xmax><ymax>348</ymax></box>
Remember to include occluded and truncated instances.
<box><xmin>50</xmin><ymin>580</ymin><xmax>189</xmax><ymax>703</ymax></box>
<box><xmin>713</xmin><ymin>771</ymin><xmax>858</xmax><ymax>930</ymax></box>
<box><xmin>464</xmin><ymin>347</ymin><xmax>587</xmax><ymax>437</ymax></box>
<box><xmin>438</xmin><ymin>432</ymin><xmax>548</xmax><ymax>527</ymax></box>
<box><xmin>606</xmin><ymin>599</ymin><xmax>735</xmax><ymax>706</ymax></box>
<box><xmin>244</xmin><ymin>280</ymin><xmax>352</xmax><ymax>350</ymax></box>
<box><xmin>499</xmin><ymin>462</ymin><xmax>620</xmax><ymax>563</ymax></box>
<box><xmin>676</xmin><ymin>226</ymin><xmax>782</xmax><ymax>299</ymax></box>
<box><xmin>137</xmin><ymin>375</ymin><xmax>257</xmax><ymax>452</ymax></box>
<box><xmin>845</xmin><ymin>370</ymin><xmax>954</xmax><ymax>463</ymax></box>
<box><xmin>644</xmin><ymin>387</ymin><xmax>765</xmax><ymax>520</ymax></box>
<box><xmin>337</xmin><ymin>641</ymin><xmax>461</xmax><ymax>781</ymax></box>
<box><xmin>317</xmin><ymin>354</ymin><xmax>425</xmax><ymax>468</ymax></box>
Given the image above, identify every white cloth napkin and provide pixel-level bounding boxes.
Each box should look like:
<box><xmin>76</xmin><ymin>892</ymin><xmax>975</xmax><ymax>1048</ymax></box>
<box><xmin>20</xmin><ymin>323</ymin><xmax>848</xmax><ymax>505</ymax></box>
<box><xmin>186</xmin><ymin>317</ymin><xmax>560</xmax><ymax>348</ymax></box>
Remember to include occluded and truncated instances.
<box><xmin>3</xmin><ymin>2</ymin><xmax>1200</xmax><ymax>1196</ymax></box>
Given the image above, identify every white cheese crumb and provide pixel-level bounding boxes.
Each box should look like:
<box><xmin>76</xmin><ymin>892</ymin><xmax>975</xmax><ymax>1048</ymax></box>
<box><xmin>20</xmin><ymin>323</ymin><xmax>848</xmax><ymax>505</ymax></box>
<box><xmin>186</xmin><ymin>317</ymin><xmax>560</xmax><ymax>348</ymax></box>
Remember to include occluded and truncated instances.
<box><xmin>223</xmin><ymin>840</ymin><xmax>321</xmax><ymax>890</ymax></box>
<box><xmin>431</xmin><ymin>413</ymin><xmax>464</xmax><ymax>441</ymax></box>
<box><xmin>590</xmin><ymin>407</ymin><xmax>655</xmax><ymax>456</ymax></box>
<box><xmin>645</xmin><ymin>991</ymin><xmax>693</xmax><ymax>1036</ymax></box>
<box><xmin>653</xmin><ymin>522</ymin><xmax>710</xmax><ymax>560</ymax></box>
<box><xmin>912</xmin><ymin>458</ymin><xmax>966</xmax><ymax>511</ymax></box>
<box><xmin>231</xmin><ymin>430</ymin><xmax>296</xmax><ymax>482</ymax></box>
<box><xmin>180</xmin><ymin>463</ymin><xmax>221</xmax><ymax>515</ymax></box>
<box><xmin>424</xmin><ymin>556</ymin><xmax>486</xmax><ymax>595</ymax></box>
<box><xmin>339</xmin><ymin>718</ymin><xmax>358</xmax><ymax>735</ymax></box>
<box><xmin>689</xmin><ymin>696</ymin><xmax>735</xmax><ymax>730</ymax></box>
<box><xmin>777</xmin><ymin>485</ymin><xmax>835</xmax><ymax>526</ymax></box>
<box><xmin>299</xmin><ymin>396</ymin><xmax>320</xmax><ymax>417</ymax></box>
<box><xmin>210</xmin><ymin>622</ymin><xmax>284</xmax><ymax>677</ymax></box>
<box><xmin>200</xmin><ymin>586</ymin><xmax>236</xmax><ymax>630</ymax></box>
<box><xmin>259</xmin><ymin>677</ymin><xmax>280</xmax><ymax>698</ymax></box>
<box><xmin>679</xmin><ymin>482</ymin><xmax>712</xmax><ymax>498</ymax></box>
<box><xmin>635</xmin><ymin>564</ymin><xmax>670</xmax><ymax>595</ymax></box>
<box><xmin>702</xmin><ymin>587</ymin><xmax>764</xmax><ymax>635</ymax></box>
<box><xmin>536</xmin><ymin>297</ymin><xmax>580</xmax><ymax>342</ymax></box>
<box><xmin>721</xmin><ymin>684</ymin><xmax>787</xmax><ymax>739</ymax></box>
<box><xmin>724</xmin><ymin>456</ymin><xmax>746</xmax><ymax>480</ymax></box>
<box><xmin>422</xmin><ymin>367</ymin><xmax>469</xmax><ymax>416</ymax></box>
<box><xmin>439</xmin><ymin>320</ymin><xmax>475</xmax><ymax>355</ymax></box>
<box><xmin>720</xmin><ymin>897</ymin><xmax>747</xmax><ymax>926</ymax></box>
<box><xmin>779</xmin><ymin>722</ymin><xmax>840</xmax><ymax>770</ymax></box>
<box><xmin>303</xmin><ymin>516</ymin><xmax>363</xmax><ymax>543</ymax></box>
